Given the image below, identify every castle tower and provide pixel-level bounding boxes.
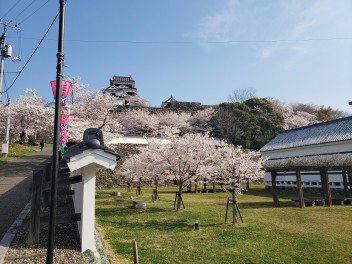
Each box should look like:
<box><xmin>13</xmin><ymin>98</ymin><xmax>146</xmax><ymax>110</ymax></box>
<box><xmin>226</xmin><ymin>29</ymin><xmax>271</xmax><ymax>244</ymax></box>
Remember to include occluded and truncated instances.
<box><xmin>102</xmin><ymin>76</ymin><xmax>137</xmax><ymax>105</ymax></box>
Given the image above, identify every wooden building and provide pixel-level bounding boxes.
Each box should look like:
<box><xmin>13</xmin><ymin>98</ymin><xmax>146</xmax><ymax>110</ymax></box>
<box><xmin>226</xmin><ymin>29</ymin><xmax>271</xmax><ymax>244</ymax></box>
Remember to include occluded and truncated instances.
<box><xmin>260</xmin><ymin>116</ymin><xmax>352</xmax><ymax>207</ymax></box>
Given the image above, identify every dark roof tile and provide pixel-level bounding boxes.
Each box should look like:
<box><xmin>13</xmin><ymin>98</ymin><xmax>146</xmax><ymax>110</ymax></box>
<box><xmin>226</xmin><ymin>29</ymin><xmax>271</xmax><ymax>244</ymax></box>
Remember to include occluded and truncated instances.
<box><xmin>260</xmin><ymin>116</ymin><xmax>352</xmax><ymax>151</ymax></box>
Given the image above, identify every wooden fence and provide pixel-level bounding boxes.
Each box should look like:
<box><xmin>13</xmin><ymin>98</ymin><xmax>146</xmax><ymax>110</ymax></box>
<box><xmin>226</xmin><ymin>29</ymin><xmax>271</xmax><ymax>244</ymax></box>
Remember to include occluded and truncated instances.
<box><xmin>28</xmin><ymin>159</ymin><xmax>82</xmax><ymax>246</ymax></box>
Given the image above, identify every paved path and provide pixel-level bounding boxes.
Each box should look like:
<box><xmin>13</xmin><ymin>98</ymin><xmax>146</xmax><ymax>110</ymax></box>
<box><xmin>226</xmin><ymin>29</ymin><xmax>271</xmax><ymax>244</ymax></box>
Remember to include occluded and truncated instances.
<box><xmin>0</xmin><ymin>145</ymin><xmax>53</xmax><ymax>240</ymax></box>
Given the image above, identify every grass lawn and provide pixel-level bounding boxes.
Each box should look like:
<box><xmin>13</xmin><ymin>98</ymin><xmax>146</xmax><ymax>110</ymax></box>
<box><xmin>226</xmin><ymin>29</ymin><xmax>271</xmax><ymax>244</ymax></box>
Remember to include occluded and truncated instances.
<box><xmin>95</xmin><ymin>185</ymin><xmax>352</xmax><ymax>264</ymax></box>
<box><xmin>0</xmin><ymin>142</ymin><xmax>36</xmax><ymax>163</ymax></box>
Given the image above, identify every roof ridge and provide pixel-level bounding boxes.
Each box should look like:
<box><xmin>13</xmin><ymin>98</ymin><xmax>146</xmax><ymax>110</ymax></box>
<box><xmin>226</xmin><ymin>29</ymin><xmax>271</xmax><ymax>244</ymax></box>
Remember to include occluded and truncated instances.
<box><xmin>280</xmin><ymin>115</ymin><xmax>352</xmax><ymax>134</ymax></box>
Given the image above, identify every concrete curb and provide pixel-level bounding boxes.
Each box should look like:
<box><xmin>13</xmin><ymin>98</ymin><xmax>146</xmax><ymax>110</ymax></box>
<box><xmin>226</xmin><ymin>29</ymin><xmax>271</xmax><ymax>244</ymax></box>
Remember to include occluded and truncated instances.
<box><xmin>0</xmin><ymin>202</ymin><xmax>31</xmax><ymax>264</ymax></box>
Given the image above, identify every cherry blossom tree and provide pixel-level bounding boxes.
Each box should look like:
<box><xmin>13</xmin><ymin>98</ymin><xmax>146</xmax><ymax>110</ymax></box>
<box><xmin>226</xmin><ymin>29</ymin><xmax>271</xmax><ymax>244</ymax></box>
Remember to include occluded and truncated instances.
<box><xmin>10</xmin><ymin>89</ymin><xmax>54</xmax><ymax>142</ymax></box>
<box><xmin>157</xmin><ymin>111</ymin><xmax>190</xmax><ymax>136</ymax></box>
<box><xmin>63</xmin><ymin>75</ymin><xmax>89</xmax><ymax>105</ymax></box>
<box><xmin>117</xmin><ymin>109</ymin><xmax>159</xmax><ymax>136</ymax></box>
<box><xmin>270</xmin><ymin>99</ymin><xmax>318</xmax><ymax>130</ymax></box>
<box><xmin>0</xmin><ymin>102</ymin><xmax>7</xmax><ymax>138</ymax></box>
<box><xmin>121</xmin><ymin>142</ymin><xmax>169</xmax><ymax>201</ymax></box>
<box><xmin>188</xmin><ymin>107</ymin><xmax>215</xmax><ymax>134</ymax></box>
<box><xmin>214</xmin><ymin>142</ymin><xmax>265</xmax><ymax>195</ymax></box>
<box><xmin>127</xmin><ymin>95</ymin><xmax>150</xmax><ymax>107</ymax></box>
<box><xmin>212</xmin><ymin>142</ymin><xmax>265</xmax><ymax>223</ymax></box>
<box><xmin>67</xmin><ymin>90</ymin><xmax>119</xmax><ymax>142</ymax></box>
<box><xmin>120</xmin><ymin>153</ymin><xmax>148</xmax><ymax>196</ymax></box>
<box><xmin>146</xmin><ymin>133</ymin><xmax>217</xmax><ymax>209</ymax></box>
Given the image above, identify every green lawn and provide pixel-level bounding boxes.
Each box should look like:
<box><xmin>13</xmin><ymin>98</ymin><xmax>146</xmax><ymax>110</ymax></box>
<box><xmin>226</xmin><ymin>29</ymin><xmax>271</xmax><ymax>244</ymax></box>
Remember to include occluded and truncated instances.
<box><xmin>0</xmin><ymin>143</ymin><xmax>35</xmax><ymax>162</ymax></box>
<box><xmin>95</xmin><ymin>185</ymin><xmax>352</xmax><ymax>264</ymax></box>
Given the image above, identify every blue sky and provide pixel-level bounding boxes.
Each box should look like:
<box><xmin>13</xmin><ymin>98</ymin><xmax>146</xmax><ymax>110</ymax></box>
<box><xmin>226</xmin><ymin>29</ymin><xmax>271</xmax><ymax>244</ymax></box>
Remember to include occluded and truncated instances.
<box><xmin>1</xmin><ymin>0</ymin><xmax>352</xmax><ymax>112</ymax></box>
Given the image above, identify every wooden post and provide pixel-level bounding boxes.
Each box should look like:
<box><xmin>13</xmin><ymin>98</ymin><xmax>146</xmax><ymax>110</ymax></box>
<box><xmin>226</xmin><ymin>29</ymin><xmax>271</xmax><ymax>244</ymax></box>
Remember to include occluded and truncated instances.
<box><xmin>43</xmin><ymin>162</ymin><xmax>52</xmax><ymax>208</ymax></box>
<box><xmin>132</xmin><ymin>240</ymin><xmax>139</xmax><ymax>264</ymax></box>
<box><xmin>232</xmin><ymin>189</ymin><xmax>236</xmax><ymax>224</ymax></box>
<box><xmin>271</xmin><ymin>172</ymin><xmax>279</xmax><ymax>206</ymax></box>
<box><xmin>320</xmin><ymin>168</ymin><xmax>332</xmax><ymax>206</ymax></box>
<box><xmin>347</xmin><ymin>168</ymin><xmax>352</xmax><ymax>197</ymax></box>
<box><xmin>342</xmin><ymin>170</ymin><xmax>349</xmax><ymax>197</ymax></box>
<box><xmin>225</xmin><ymin>197</ymin><xmax>230</xmax><ymax>223</ymax></box>
<box><xmin>296</xmin><ymin>170</ymin><xmax>305</xmax><ymax>208</ymax></box>
<box><xmin>29</xmin><ymin>169</ymin><xmax>44</xmax><ymax>246</ymax></box>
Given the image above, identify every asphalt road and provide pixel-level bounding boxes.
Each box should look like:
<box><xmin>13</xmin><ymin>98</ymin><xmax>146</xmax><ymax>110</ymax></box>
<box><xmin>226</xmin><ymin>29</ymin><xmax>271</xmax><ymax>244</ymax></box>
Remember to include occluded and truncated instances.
<box><xmin>0</xmin><ymin>144</ymin><xmax>53</xmax><ymax>240</ymax></box>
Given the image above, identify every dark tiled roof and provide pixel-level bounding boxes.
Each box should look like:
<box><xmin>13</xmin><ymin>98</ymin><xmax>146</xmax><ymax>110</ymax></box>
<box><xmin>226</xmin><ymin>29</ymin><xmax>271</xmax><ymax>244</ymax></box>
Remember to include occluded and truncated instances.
<box><xmin>161</xmin><ymin>95</ymin><xmax>202</xmax><ymax>110</ymax></box>
<box><xmin>260</xmin><ymin>116</ymin><xmax>352</xmax><ymax>152</ymax></box>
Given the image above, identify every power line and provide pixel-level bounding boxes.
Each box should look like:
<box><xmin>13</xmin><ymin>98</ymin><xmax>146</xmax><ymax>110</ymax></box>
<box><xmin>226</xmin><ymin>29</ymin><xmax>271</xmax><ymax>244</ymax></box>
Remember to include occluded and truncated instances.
<box><xmin>9</xmin><ymin>0</ymin><xmax>38</xmax><ymax>24</ymax></box>
<box><xmin>14</xmin><ymin>36</ymin><xmax>352</xmax><ymax>45</ymax></box>
<box><xmin>1</xmin><ymin>11</ymin><xmax>60</xmax><ymax>95</ymax></box>
<box><xmin>18</xmin><ymin>0</ymin><xmax>51</xmax><ymax>25</ymax></box>
<box><xmin>0</xmin><ymin>0</ymin><xmax>24</xmax><ymax>21</ymax></box>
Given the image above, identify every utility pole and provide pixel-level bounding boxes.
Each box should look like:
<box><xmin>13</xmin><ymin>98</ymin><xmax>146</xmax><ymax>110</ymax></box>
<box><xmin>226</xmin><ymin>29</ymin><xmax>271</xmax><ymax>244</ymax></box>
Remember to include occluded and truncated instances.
<box><xmin>46</xmin><ymin>1</ymin><xmax>67</xmax><ymax>263</ymax></box>
<box><xmin>0</xmin><ymin>22</ymin><xmax>19</xmax><ymax>157</ymax></box>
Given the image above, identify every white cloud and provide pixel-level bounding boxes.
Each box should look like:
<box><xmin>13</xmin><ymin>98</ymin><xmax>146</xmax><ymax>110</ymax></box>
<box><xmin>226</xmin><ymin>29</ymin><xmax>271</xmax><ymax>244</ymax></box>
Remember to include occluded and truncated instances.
<box><xmin>188</xmin><ymin>0</ymin><xmax>352</xmax><ymax>69</ymax></box>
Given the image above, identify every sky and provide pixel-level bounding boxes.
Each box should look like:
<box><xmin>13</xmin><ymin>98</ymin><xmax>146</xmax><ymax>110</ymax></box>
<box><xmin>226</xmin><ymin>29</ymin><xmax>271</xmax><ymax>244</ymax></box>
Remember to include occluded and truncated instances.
<box><xmin>1</xmin><ymin>0</ymin><xmax>352</xmax><ymax>113</ymax></box>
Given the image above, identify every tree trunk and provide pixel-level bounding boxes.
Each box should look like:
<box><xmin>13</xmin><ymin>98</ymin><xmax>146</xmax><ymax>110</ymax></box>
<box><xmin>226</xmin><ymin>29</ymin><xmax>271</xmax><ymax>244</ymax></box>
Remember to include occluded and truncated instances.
<box><xmin>187</xmin><ymin>182</ymin><xmax>192</xmax><ymax>193</ymax></box>
<box><xmin>246</xmin><ymin>178</ymin><xmax>250</xmax><ymax>191</ymax></box>
<box><xmin>136</xmin><ymin>178</ymin><xmax>142</xmax><ymax>196</ymax></box>
<box><xmin>152</xmin><ymin>180</ymin><xmax>159</xmax><ymax>202</ymax></box>
<box><xmin>213</xmin><ymin>182</ymin><xmax>216</xmax><ymax>193</ymax></box>
<box><xmin>177</xmin><ymin>184</ymin><xmax>183</xmax><ymax>210</ymax></box>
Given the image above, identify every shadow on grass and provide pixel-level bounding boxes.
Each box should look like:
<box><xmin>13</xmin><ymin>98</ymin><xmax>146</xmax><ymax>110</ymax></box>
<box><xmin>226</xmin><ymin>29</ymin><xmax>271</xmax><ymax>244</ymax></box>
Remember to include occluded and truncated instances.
<box><xmin>97</xmin><ymin>217</ymin><xmax>190</xmax><ymax>231</ymax></box>
<box><xmin>96</xmin><ymin>206</ymin><xmax>172</xmax><ymax>218</ymax></box>
<box><xmin>213</xmin><ymin>200</ymin><xmax>294</xmax><ymax>209</ymax></box>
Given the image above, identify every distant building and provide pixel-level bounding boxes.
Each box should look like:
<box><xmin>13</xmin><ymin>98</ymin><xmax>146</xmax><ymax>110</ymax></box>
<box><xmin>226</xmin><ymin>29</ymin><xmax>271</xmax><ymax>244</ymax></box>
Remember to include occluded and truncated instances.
<box><xmin>102</xmin><ymin>76</ymin><xmax>137</xmax><ymax>106</ymax></box>
<box><xmin>161</xmin><ymin>96</ymin><xmax>204</xmax><ymax>111</ymax></box>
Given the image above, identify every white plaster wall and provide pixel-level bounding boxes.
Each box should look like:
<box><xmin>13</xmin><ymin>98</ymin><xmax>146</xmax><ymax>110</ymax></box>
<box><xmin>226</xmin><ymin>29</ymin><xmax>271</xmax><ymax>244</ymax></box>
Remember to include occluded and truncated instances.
<box><xmin>264</xmin><ymin>172</ymin><xmax>344</xmax><ymax>189</ymax></box>
<box><xmin>80</xmin><ymin>163</ymin><xmax>97</xmax><ymax>252</ymax></box>
<box><xmin>261</xmin><ymin>140</ymin><xmax>352</xmax><ymax>189</ymax></box>
<box><xmin>71</xmin><ymin>169</ymin><xmax>83</xmax><ymax>237</ymax></box>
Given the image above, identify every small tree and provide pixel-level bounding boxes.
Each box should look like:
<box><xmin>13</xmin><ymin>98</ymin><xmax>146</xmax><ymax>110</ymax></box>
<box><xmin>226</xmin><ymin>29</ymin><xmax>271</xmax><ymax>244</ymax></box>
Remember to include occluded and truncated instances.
<box><xmin>10</xmin><ymin>89</ymin><xmax>53</xmax><ymax>142</ymax></box>
<box><xmin>228</xmin><ymin>87</ymin><xmax>256</xmax><ymax>103</ymax></box>
<box><xmin>121</xmin><ymin>143</ymin><xmax>168</xmax><ymax>201</ymax></box>
<box><xmin>156</xmin><ymin>133</ymin><xmax>217</xmax><ymax>210</ymax></box>
<box><xmin>214</xmin><ymin>142</ymin><xmax>265</xmax><ymax>223</ymax></box>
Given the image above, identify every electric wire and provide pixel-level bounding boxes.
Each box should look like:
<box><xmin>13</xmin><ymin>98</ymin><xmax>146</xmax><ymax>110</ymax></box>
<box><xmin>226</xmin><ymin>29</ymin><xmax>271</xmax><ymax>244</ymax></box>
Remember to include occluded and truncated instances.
<box><xmin>1</xmin><ymin>11</ymin><xmax>60</xmax><ymax>96</ymax></box>
<box><xmin>9</xmin><ymin>0</ymin><xmax>38</xmax><ymax>24</ymax></box>
<box><xmin>0</xmin><ymin>0</ymin><xmax>24</xmax><ymax>21</ymax></box>
<box><xmin>18</xmin><ymin>0</ymin><xmax>51</xmax><ymax>25</ymax></box>
<box><xmin>16</xmin><ymin>36</ymin><xmax>352</xmax><ymax>45</ymax></box>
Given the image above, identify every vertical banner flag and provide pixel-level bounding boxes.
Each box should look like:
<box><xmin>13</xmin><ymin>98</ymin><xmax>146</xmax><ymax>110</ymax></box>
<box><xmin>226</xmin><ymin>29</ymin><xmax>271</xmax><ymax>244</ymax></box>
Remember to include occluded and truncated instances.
<box><xmin>51</xmin><ymin>80</ymin><xmax>72</xmax><ymax>106</ymax></box>
<box><xmin>59</xmin><ymin>129</ymin><xmax>68</xmax><ymax>147</ymax></box>
<box><xmin>59</xmin><ymin>114</ymin><xmax>69</xmax><ymax>130</ymax></box>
